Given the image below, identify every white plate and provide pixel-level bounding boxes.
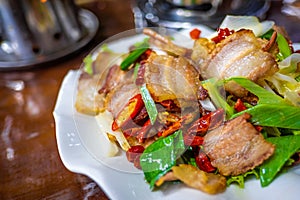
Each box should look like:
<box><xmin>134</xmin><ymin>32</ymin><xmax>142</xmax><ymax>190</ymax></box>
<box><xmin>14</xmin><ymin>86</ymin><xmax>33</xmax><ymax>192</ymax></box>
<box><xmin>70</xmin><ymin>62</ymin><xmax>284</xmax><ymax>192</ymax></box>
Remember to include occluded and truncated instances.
<box><xmin>54</xmin><ymin>27</ymin><xmax>300</xmax><ymax>200</ymax></box>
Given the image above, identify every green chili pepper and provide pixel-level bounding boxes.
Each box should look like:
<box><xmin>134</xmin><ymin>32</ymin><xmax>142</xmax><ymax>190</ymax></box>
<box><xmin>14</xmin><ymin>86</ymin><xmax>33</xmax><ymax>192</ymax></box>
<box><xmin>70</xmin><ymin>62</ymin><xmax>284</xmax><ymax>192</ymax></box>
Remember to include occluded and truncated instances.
<box><xmin>276</xmin><ymin>32</ymin><xmax>292</xmax><ymax>60</ymax></box>
<box><xmin>140</xmin><ymin>84</ymin><xmax>158</xmax><ymax>124</ymax></box>
<box><xmin>120</xmin><ymin>39</ymin><xmax>149</xmax><ymax>70</ymax></box>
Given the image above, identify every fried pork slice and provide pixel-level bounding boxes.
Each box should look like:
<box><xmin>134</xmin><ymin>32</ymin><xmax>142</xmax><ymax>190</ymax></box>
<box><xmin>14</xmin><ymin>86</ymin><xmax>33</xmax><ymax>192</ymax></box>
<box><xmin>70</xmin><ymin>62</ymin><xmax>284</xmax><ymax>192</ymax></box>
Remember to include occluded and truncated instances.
<box><xmin>199</xmin><ymin>29</ymin><xmax>278</xmax><ymax>97</ymax></box>
<box><xmin>75</xmin><ymin>75</ymin><xmax>105</xmax><ymax>115</ymax></box>
<box><xmin>75</xmin><ymin>51</ymin><xmax>125</xmax><ymax>115</ymax></box>
<box><xmin>203</xmin><ymin>113</ymin><xmax>275</xmax><ymax>176</ymax></box>
<box><xmin>191</xmin><ymin>38</ymin><xmax>215</xmax><ymax>67</ymax></box>
<box><xmin>171</xmin><ymin>164</ymin><xmax>226</xmax><ymax>194</ymax></box>
<box><xmin>144</xmin><ymin>52</ymin><xmax>202</xmax><ymax>105</ymax></box>
<box><xmin>105</xmin><ymin>83</ymin><xmax>140</xmax><ymax>118</ymax></box>
<box><xmin>143</xmin><ymin>28</ymin><xmax>191</xmax><ymax>58</ymax></box>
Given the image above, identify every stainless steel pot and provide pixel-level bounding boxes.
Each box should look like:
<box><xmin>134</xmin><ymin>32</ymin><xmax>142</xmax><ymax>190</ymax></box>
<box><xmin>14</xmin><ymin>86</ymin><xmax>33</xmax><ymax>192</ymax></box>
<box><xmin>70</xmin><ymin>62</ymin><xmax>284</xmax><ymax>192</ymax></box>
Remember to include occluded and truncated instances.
<box><xmin>133</xmin><ymin>0</ymin><xmax>270</xmax><ymax>29</ymax></box>
<box><xmin>0</xmin><ymin>0</ymin><xmax>99</xmax><ymax>69</ymax></box>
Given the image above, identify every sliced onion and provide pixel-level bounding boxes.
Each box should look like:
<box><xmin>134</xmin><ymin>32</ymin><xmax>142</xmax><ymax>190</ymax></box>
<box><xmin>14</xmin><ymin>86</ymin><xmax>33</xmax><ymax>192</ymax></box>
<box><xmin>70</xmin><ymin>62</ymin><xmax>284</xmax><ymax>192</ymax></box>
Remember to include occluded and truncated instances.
<box><xmin>279</xmin><ymin>53</ymin><xmax>300</xmax><ymax>73</ymax></box>
<box><xmin>219</xmin><ymin>15</ymin><xmax>274</xmax><ymax>36</ymax></box>
<box><xmin>95</xmin><ymin>110</ymin><xmax>131</xmax><ymax>156</ymax></box>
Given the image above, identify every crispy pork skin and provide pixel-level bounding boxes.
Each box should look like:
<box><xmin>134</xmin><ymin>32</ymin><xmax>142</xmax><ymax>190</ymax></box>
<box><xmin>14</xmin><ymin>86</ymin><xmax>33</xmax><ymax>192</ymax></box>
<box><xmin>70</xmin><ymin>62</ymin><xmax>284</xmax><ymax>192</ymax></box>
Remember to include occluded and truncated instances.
<box><xmin>199</xmin><ymin>30</ymin><xmax>278</xmax><ymax>97</ymax></box>
<box><xmin>203</xmin><ymin>113</ymin><xmax>275</xmax><ymax>176</ymax></box>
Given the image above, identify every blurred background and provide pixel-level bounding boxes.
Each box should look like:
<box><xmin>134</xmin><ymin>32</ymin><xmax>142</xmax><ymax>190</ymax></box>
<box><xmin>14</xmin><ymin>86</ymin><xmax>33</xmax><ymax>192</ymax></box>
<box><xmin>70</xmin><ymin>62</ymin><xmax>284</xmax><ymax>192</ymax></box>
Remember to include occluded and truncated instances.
<box><xmin>0</xmin><ymin>0</ymin><xmax>299</xmax><ymax>70</ymax></box>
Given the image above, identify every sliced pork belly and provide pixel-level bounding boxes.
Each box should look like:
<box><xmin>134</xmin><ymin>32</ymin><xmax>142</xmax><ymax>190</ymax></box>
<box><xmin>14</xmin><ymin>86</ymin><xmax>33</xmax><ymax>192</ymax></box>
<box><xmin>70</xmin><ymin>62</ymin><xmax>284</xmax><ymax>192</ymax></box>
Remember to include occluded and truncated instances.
<box><xmin>199</xmin><ymin>30</ymin><xmax>278</xmax><ymax>97</ymax></box>
<box><xmin>75</xmin><ymin>75</ymin><xmax>106</xmax><ymax>115</ymax></box>
<box><xmin>143</xmin><ymin>52</ymin><xmax>202</xmax><ymax>105</ymax></box>
<box><xmin>105</xmin><ymin>83</ymin><xmax>140</xmax><ymax>118</ymax></box>
<box><xmin>203</xmin><ymin>113</ymin><xmax>275</xmax><ymax>176</ymax></box>
<box><xmin>75</xmin><ymin>51</ymin><xmax>125</xmax><ymax>115</ymax></box>
<box><xmin>143</xmin><ymin>28</ymin><xmax>191</xmax><ymax>58</ymax></box>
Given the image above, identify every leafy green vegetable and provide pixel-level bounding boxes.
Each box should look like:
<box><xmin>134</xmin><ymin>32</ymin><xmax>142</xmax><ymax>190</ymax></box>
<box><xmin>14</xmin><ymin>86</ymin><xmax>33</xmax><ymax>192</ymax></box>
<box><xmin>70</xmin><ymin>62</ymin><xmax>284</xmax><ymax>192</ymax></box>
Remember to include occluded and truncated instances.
<box><xmin>276</xmin><ymin>33</ymin><xmax>292</xmax><ymax>61</ymax></box>
<box><xmin>179</xmin><ymin>146</ymin><xmax>197</xmax><ymax>167</ymax></box>
<box><xmin>83</xmin><ymin>54</ymin><xmax>93</xmax><ymax>75</ymax></box>
<box><xmin>140</xmin><ymin>130</ymin><xmax>185</xmax><ymax>189</ymax></box>
<box><xmin>202</xmin><ymin>78</ymin><xmax>234</xmax><ymax>117</ymax></box>
<box><xmin>120</xmin><ymin>39</ymin><xmax>149</xmax><ymax>70</ymax></box>
<box><xmin>295</xmin><ymin>74</ymin><xmax>300</xmax><ymax>82</ymax></box>
<box><xmin>226</xmin><ymin>77</ymin><xmax>285</xmax><ymax>105</ymax></box>
<box><xmin>260</xmin><ymin>29</ymin><xmax>292</xmax><ymax>61</ymax></box>
<box><xmin>140</xmin><ymin>84</ymin><xmax>158</xmax><ymax>124</ymax></box>
<box><xmin>228</xmin><ymin>77</ymin><xmax>300</xmax><ymax>129</ymax></box>
<box><xmin>227</xmin><ymin>170</ymin><xmax>259</xmax><ymax>188</ymax></box>
<box><xmin>259</xmin><ymin>135</ymin><xmax>300</xmax><ymax>187</ymax></box>
<box><xmin>235</xmin><ymin>104</ymin><xmax>300</xmax><ymax>129</ymax></box>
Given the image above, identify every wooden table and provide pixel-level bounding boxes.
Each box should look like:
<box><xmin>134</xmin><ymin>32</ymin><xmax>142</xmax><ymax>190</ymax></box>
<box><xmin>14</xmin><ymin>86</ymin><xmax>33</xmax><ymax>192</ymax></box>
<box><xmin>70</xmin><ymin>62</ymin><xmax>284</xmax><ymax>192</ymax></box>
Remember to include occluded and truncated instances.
<box><xmin>0</xmin><ymin>1</ymin><xmax>299</xmax><ymax>199</ymax></box>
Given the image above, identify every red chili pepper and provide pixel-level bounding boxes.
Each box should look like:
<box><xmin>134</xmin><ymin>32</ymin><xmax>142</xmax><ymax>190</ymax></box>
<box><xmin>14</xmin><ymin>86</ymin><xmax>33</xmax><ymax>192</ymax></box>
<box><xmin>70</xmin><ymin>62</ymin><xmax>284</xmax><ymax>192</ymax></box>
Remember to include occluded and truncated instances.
<box><xmin>159</xmin><ymin>100</ymin><xmax>180</xmax><ymax>112</ymax></box>
<box><xmin>112</xmin><ymin>94</ymin><xmax>144</xmax><ymax>131</ymax></box>
<box><xmin>126</xmin><ymin>145</ymin><xmax>145</xmax><ymax>163</ymax></box>
<box><xmin>211</xmin><ymin>28</ymin><xmax>234</xmax><ymax>43</ymax></box>
<box><xmin>195</xmin><ymin>150</ymin><xmax>216</xmax><ymax>173</ymax></box>
<box><xmin>187</xmin><ymin>114</ymin><xmax>211</xmax><ymax>136</ymax></box>
<box><xmin>190</xmin><ymin>28</ymin><xmax>201</xmax><ymax>40</ymax></box>
<box><xmin>183</xmin><ymin>135</ymin><xmax>204</xmax><ymax>147</ymax></box>
<box><xmin>255</xmin><ymin>125</ymin><xmax>263</xmax><ymax>132</ymax></box>
<box><xmin>234</xmin><ymin>99</ymin><xmax>247</xmax><ymax>112</ymax></box>
<box><xmin>138</xmin><ymin>49</ymin><xmax>153</xmax><ymax>62</ymax></box>
<box><xmin>209</xmin><ymin>108</ymin><xmax>225</xmax><ymax>130</ymax></box>
<box><xmin>187</xmin><ymin>108</ymin><xmax>224</xmax><ymax>136</ymax></box>
<box><xmin>160</xmin><ymin>120</ymin><xmax>182</xmax><ymax>137</ymax></box>
<box><xmin>136</xmin><ymin>119</ymin><xmax>152</xmax><ymax>143</ymax></box>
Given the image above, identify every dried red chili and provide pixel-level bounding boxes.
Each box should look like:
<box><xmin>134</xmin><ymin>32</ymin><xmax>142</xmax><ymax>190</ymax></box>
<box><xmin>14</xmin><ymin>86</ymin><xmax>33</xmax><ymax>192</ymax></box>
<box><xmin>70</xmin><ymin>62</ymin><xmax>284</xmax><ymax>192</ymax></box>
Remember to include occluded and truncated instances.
<box><xmin>136</xmin><ymin>119</ymin><xmax>152</xmax><ymax>143</ymax></box>
<box><xmin>211</xmin><ymin>28</ymin><xmax>234</xmax><ymax>43</ymax></box>
<box><xmin>183</xmin><ymin>135</ymin><xmax>204</xmax><ymax>147</ymax></box>
<box><xmin>126</xmin><ymin>145</ymin><xmax>145</xmax><ymax>163</ymax></box>
<box><xmin>187</xmin><ymin>108</ymin><xmax>224</xmax><ymax>136</ymax></box>
<box><xmin>190</xmin><ymin>28</ymin><xmax>201</xmax><ymax>40</ymax></box>
<box><xmin>234</xmin><ymin>98</ymin><xmax>247</xmax><ymax>112</ymax></box>
<box><xmin>195</xmin><ymin>150</ymin><xmax>216</xmax><ymax>173</ymax></box>
<box><xmin>112</xmin><ymin>94</ymin><xmax>144</xmax><ymax>131</ymax></box>
<box><xmin>159</xmin><ymin>100</ymin><xmax>181</xmax><ymax>112</ymax></box>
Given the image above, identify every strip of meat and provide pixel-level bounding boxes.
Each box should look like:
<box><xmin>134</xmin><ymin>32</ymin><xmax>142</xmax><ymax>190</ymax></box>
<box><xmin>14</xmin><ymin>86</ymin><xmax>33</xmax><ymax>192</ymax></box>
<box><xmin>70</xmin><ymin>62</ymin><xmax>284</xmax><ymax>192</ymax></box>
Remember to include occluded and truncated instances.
<box><xmin>75</xmin><ymin>51</ymin><xmax>127</xmax><ymax>115</ymax></box>
<box><xmin>75</xmin><ymin>75</ymin><xmax>106</xmax><ymax>115</ymax></box>
<box><xmin>144</xmin><ymin>52</ymin><xmax>202</xmax><ymax>105</ymax></box>
<box><xmin>105</xmin><ymin>83</ymin><xmax>140</xmax><ymax>118</ymax></box>
<box><xmin>143</xmin><ymin>28</ymin><xmax>191</xmax><ymax>58</ymax></box>
<box><xmin>199</xmin><ymin>29</ymin><xmax>278</xmax><ymax>97</ymax></box>
<box><xmin>203</xmin><ymin>113</ymin><xmax>275</xmax><ymax>176</ymax></box>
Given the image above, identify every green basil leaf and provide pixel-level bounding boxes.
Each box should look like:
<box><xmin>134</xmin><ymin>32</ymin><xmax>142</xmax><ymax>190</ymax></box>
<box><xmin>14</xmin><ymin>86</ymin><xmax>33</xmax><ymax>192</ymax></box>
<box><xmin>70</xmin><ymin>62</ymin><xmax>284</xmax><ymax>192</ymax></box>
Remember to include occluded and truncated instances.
<box><xmin>259</xmin><ymin>135</ymin><xmax>300</xmax><ymax>187</ymax></box>
<box><xmin>140</xmin><ymin>130</ymin><xmax>185</xmax><ymax>189</ymax></box>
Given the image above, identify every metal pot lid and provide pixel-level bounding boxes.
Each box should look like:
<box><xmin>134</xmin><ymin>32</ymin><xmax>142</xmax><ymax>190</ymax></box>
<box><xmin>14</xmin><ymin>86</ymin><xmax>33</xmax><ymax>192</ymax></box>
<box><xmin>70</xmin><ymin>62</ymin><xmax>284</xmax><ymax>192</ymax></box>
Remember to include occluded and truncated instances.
<box><xmin>0</xmin><ymin>9</ymin><xmax>99</xmax><ymax>70</ymax></box>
